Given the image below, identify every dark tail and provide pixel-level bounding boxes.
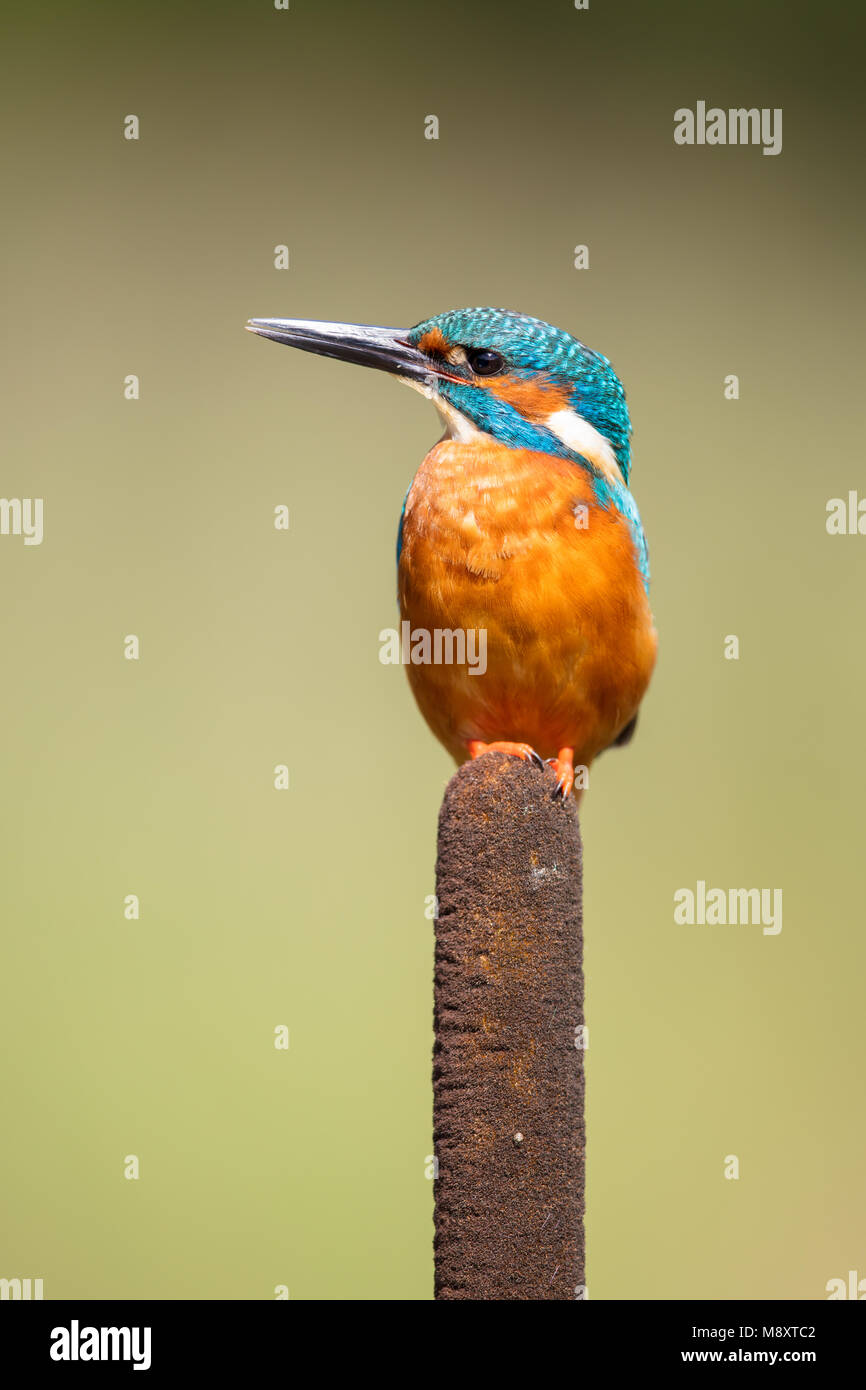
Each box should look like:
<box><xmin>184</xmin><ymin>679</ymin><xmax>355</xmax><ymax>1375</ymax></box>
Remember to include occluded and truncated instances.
<box><xmin>609</xmin><ymin>712</ymin><xmax>638</xmax><ymax>749</ymax></box>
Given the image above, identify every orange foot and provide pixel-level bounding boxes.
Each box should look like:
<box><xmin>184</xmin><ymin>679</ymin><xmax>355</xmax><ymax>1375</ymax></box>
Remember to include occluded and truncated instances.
<box><xmin>545</xmin><ymin>747</ymin><xmax>575</xmax><ymax>800</ymax></box>
<box><xmin>467</xmin><ymin>739</ymin><xmax>545</xmax><ymax>770</ymax></box>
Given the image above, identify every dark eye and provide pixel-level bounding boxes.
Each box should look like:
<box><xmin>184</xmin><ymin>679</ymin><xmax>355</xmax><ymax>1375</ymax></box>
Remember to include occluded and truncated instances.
<box><xmin>467</xmin><ymin>348</ymin><xmax>505</xmax><ymax>376</ymax></box>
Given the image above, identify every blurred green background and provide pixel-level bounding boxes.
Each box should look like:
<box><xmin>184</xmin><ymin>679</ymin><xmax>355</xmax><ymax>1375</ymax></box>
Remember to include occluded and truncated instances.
<box><xmin>1</xmin><ymin>0</ymin><xmax>864</xmax><ymax>1300</ymax></box>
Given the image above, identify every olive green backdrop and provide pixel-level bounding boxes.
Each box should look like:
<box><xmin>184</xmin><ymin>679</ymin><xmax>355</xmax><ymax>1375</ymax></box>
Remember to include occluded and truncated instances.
<box><xmin>1</xmin><ymin>0</ymin><xmax>863</xmax><ymax>1300</ymax></box>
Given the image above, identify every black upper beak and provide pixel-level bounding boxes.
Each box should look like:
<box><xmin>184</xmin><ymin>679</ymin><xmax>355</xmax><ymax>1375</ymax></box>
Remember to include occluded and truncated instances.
<box><xmin>245</xmin><ymin>317</ymin><xmax>449</xmax><ymax>385</ymax></box>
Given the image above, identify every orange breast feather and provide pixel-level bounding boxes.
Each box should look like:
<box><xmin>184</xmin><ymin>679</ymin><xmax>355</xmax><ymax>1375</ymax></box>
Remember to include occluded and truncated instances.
<box><xmin>397</xmin><ymin>439</ymin><xmax>657</xmax><ymax>768</ymax></box>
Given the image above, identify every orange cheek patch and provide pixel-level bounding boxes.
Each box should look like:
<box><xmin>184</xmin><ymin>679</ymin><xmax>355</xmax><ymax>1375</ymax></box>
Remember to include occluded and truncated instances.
<box><xmin>417</xmin><ymin>327</ymin><xmax>450</xmax><ymax>355</ymax></box>
<box><xmin>485</xmin><ymin>372</ymin><xmax>571</xmax><ymax>420</ymax></box>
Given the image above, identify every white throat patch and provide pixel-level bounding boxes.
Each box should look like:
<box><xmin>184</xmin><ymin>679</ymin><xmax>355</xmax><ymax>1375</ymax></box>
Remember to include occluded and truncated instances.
<box><xmin>399</xmin><ymin>376</ymin><xmax>488</xmax><ymax>442</ymax></box>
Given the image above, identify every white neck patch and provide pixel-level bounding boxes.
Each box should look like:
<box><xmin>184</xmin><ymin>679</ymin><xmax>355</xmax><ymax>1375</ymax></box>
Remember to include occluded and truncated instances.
<box><xmin>399</xmin><ymin>377</ymin><xmax>625</xmax><ymax>473</ymax></box>
<box><xmin>545</xmin><ymin>408</ymin><xmax>624</xmax><ymax>485</ymax></box>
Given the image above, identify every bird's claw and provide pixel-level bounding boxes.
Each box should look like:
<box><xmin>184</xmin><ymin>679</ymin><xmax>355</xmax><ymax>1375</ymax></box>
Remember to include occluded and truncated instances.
<box><xmin>548</xmin><ymin>748</ymin><xmax>576</xmax><ymax>802</ymax></box>
<box><xmin>467</xmin><ymin>740</ymin><xmax>545</xmax><ymax>770</ymax></box>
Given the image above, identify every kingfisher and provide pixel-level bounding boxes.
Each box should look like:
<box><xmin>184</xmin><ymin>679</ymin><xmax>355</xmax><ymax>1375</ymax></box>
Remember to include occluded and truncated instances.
<box><xmin>246</xmin><ymin>307</ymin><xmax>657</xmax><ymax>800</ymax></box>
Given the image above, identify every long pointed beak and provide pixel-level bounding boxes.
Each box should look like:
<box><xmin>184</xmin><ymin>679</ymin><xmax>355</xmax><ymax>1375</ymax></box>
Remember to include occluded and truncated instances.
<box><xmin>245</xmin><ymin>317</ymin><xmax>451</xmax><ymax>385</ymax></box>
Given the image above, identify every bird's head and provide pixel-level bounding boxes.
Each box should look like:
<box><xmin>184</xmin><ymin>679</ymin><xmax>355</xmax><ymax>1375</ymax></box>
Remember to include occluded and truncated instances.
<box><xmin>246</xmin><ymin>305</ymin><xmax>632</xmax><ymax>485</ymax></box>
